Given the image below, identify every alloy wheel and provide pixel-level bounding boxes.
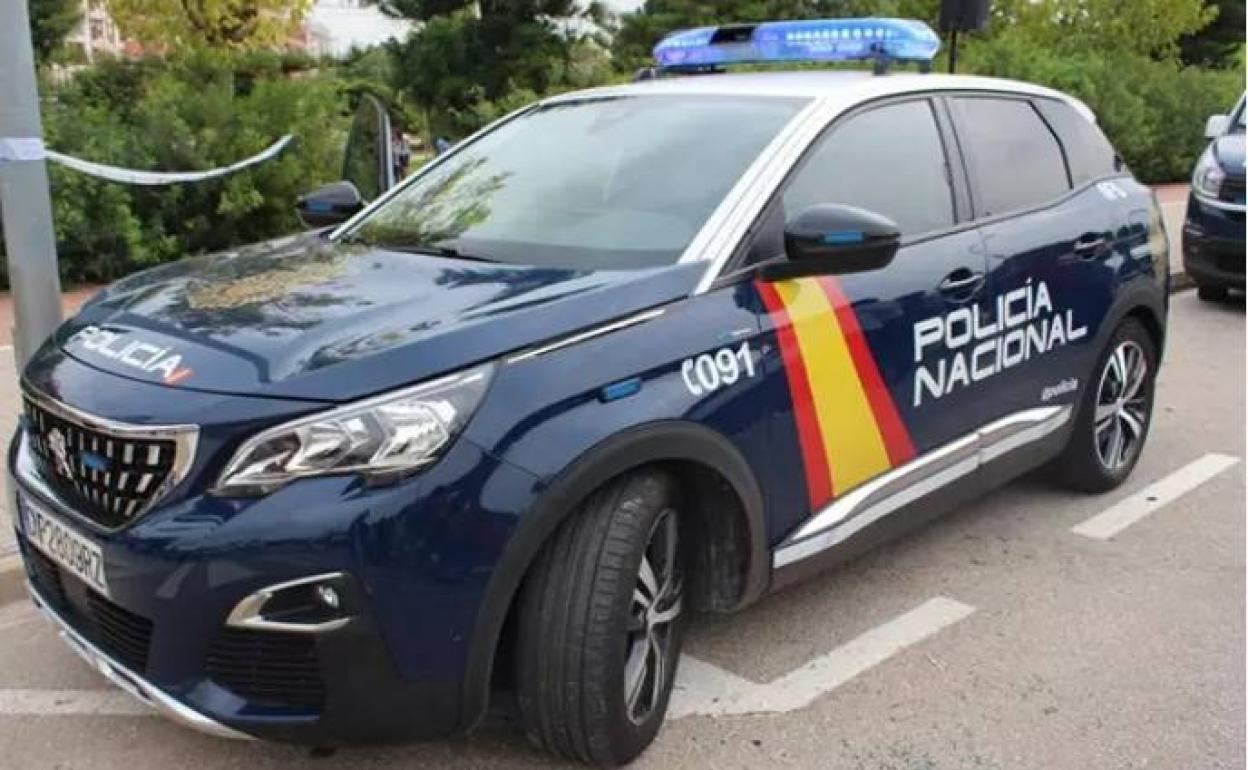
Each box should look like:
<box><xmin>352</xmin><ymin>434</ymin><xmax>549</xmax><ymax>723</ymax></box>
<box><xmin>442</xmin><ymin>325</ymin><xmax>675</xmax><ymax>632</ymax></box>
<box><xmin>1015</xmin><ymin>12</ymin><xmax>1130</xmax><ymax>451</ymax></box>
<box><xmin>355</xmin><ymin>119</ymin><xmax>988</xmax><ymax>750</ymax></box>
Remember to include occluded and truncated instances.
<box><xmin>623</xmin><ymin>508</ymin><xmax>682</xmax><ymax>725</ymax></box>
<box><xmin>1093</xmin><ymin>340</ymin><xmax>1150</xmax><ymax>471</ymax></box>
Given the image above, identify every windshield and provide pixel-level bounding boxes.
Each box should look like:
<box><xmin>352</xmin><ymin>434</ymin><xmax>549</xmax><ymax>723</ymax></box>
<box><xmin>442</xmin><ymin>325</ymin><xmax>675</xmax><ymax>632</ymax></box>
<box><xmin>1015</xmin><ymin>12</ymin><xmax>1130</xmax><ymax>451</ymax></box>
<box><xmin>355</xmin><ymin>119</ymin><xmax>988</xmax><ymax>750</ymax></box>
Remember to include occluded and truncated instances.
<box><xmin>343</xmin><ymin>95</ymin><xmax>808</xmax><ymax>270</ymax></box>
<box><xmin>1233</xmin><ymin>96</ymin><xmax>1246</xmax><ymax>132</ymax></box>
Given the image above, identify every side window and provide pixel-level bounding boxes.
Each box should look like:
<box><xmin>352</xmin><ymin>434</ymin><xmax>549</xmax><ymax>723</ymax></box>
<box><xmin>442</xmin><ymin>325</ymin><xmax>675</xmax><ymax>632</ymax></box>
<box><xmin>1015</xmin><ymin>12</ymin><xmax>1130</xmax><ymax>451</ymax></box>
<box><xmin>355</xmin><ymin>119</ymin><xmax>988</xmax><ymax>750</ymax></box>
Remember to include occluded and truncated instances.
<box><xmin>1034</xmin><ymin>99</ymin><xmax>1120</xmax><ymax>184</ymax></box>
<box><xmin>782</xmin><ymin>99</ymin><xmax>955</xmax><ymax>238</ymax></box>
<box><xmin>952</xmin><ymin>97</ymin><xmax>1069</xmax><ymax>217</ymax></box>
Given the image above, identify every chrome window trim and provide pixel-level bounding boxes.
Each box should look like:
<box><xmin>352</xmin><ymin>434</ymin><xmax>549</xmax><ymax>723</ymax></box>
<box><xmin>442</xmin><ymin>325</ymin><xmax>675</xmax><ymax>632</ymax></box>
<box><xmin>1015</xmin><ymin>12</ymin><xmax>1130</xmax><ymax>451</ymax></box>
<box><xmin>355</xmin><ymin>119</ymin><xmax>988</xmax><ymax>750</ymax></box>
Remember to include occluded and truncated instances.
<box><xmin>774</xmin><ymin>405</ymin><xmax>1072</xmax><ymax>568</ymax></box>
<box><xmin>28</xmin><ymin>582</ymin><xmax>254</xmax><ymax>741</ymax></box>
<box><xmin>226</xmin><ymin>572</ymin><xmax>351</xmax><ymax>635</ymax></box>
<box><xmin>18</xmin><ymin>387</ymin><xmax>199</xmax><ymax>530</ymax></box>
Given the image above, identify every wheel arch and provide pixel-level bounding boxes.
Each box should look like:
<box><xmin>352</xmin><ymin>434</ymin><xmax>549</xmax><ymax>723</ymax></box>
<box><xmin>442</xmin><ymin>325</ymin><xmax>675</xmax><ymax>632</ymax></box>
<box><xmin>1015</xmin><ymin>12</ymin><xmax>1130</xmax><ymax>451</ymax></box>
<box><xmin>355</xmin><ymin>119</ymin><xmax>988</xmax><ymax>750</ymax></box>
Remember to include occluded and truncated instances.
<box><xmin>1096</xmin><ymin>280</ymin><xmax>1168</xmax><ymax>361</ymax></box>
<box><xmin>457</xmin><ymin>420</ymin><xmax>770</xmax><ymax>732</ymax></box>
<box><xmin>1124</xmin><ymin>302</ymin><xmax>1166</xmax><ymax>355</ymax></box>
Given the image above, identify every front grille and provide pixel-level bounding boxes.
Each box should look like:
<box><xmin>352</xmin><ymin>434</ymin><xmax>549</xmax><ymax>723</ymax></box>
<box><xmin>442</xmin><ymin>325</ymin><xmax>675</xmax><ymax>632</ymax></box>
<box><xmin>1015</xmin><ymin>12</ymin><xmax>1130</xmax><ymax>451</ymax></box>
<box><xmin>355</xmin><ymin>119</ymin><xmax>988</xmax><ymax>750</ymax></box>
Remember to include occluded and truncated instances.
<box><xmin>23</xmin><ymin>394</ymin><xmax>182</xmax><ymax>529</ymax></box>
<box><xmin>206</xmin><ymin>629</ymin><xmax>326</xmax><ymax>710</ymax></box>
<box><xmin>1220</xmin><ymin>176</ymin><xmax>1246</xmax><ymax>206</ymax></box>
<box><xmin>24</xmin><ymin>543</ymin><xmax>154</xmax><ymax>673</ymax></box>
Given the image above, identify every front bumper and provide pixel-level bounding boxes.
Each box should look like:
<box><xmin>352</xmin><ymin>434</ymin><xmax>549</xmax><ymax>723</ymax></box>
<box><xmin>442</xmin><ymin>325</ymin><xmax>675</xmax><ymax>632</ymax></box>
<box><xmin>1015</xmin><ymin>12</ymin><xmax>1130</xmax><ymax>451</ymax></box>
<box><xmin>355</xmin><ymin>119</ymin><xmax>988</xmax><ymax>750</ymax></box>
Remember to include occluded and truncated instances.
<box><xmin>1183</xmin><ymin>193</ymin><xmax>1246</xmax><ymax>289</ymax></box>
<box><xmin>8</xmin><ymin>398</ymin><xmax>541</xmax><ymax>745</ymax></box>
<box><xmin>27</xmin><ymin>579</ymin><xmax>253</xmax><ymax>741</ymax></box>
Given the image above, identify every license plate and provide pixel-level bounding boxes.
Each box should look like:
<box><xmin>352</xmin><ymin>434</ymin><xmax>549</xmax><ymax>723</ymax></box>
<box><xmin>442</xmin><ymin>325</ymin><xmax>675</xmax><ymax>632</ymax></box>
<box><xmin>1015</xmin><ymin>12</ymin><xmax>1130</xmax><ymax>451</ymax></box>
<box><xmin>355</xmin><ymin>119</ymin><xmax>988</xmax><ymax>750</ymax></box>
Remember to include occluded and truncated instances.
<box><xmin>20</xmin><ymin>494</ymin><xmax>109</xmax><ymax>596</ymax></box>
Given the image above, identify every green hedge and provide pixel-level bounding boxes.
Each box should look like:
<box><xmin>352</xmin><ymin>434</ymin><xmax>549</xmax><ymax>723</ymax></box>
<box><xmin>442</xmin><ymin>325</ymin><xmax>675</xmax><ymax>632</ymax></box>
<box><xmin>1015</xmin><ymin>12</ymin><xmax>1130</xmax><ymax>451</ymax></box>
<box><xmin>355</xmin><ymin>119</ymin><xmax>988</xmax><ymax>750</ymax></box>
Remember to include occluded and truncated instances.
<box><xmin>0</xmin><ymin>52</ymin><xmax>348</xmax><ymax>287</ymax></box>
<box><xmin>961</xmin><ymin>32</ymin><xmax>1243</xmax><ymax>184</ymax></box>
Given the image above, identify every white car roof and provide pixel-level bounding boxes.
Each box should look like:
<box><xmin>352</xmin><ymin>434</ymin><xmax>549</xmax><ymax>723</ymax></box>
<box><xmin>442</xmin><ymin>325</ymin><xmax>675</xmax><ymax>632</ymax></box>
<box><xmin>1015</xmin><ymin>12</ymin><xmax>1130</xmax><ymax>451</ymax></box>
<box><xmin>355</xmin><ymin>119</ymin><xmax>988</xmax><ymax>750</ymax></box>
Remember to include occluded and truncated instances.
<box><xmin>547</xmin><ymin>71</ymin><xmax>1097</xmax><ymax>123</ymax></box>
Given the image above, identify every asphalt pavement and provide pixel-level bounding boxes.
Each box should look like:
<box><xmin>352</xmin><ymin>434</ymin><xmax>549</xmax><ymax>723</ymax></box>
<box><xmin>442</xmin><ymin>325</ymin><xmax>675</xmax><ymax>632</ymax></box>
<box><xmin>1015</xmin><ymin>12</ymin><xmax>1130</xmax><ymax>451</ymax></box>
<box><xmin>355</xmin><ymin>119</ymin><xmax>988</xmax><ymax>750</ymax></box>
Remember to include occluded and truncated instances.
<box><xmin>0</xmin><ymin>288</ymin><xmax>1241</xmax><ymax>770</ymax></box>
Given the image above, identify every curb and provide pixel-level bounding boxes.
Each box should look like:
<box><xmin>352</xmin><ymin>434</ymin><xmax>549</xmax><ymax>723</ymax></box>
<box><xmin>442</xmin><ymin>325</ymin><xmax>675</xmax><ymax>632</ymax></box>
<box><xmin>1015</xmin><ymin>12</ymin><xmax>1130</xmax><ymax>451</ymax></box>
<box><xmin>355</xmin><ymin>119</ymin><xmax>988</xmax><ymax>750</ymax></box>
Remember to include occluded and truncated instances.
<box><xmin>1170</xmin><ymin>270</ymin><xmax>1194</xmax><ymax>293</ymax></box>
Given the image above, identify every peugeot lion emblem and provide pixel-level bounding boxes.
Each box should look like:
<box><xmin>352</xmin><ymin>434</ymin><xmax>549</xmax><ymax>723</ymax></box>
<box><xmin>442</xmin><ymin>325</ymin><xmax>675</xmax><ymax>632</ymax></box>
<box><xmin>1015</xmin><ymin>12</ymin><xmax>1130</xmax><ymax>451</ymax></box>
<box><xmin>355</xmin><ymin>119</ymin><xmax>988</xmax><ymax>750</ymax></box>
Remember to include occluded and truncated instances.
<box><xmin>47</xmin><ymin>428</ymin><xmax>74</xmax><ymax>479</ymax></box>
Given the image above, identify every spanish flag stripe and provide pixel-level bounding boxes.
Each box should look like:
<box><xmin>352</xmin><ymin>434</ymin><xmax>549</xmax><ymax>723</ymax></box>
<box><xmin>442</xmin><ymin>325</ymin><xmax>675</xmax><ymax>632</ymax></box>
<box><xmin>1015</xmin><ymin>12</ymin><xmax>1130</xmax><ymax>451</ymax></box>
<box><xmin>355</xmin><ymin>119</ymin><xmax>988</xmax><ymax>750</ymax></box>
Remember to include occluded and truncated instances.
<box><xmin>757</xmin><ymin>280</ymin><xmax>833</xmax><ymax>509</ymax></box>
<box><xmin>773</xmin><ymin>279</ymin><xmax>892</xmax><ymax>496</ymax></box>
<box><xmin>816</xmin><ymin>276</ymin><xmax>916</xmax><ymax>465</ymax></box>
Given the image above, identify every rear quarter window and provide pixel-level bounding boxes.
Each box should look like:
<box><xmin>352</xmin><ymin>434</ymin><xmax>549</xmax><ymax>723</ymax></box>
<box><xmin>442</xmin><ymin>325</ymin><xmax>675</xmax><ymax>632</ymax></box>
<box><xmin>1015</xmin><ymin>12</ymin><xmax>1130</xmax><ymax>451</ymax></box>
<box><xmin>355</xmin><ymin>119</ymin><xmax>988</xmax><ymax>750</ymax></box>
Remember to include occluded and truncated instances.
<box><xmin>952</xmin><ymin>96</ymin><xmax>1070</xmax><ymax>217</ymax></box>
<box><xmin>1035</xmin><ymin>99</ymin><xmax>1120</xmax><ymax>184</ymax></box>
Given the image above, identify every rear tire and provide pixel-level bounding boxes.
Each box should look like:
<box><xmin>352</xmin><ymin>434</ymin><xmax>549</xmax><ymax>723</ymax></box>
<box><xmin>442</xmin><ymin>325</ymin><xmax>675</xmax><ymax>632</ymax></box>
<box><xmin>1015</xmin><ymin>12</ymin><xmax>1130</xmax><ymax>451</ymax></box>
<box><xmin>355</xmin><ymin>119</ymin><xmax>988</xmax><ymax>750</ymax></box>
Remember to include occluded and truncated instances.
<box><xmin>1197</xmin><ymin>284</ymin><xmax>1228</xmax><ymax>302</ymax></box>
<box><xmin>516</xmin><ymin>470</ymin><xmax>684</xmax><ymax>766</ymax></box>
<box><xmin>1052</xmin><ymin>318</ymin><xmax>1157</xmax><ymax>493</ymax></box>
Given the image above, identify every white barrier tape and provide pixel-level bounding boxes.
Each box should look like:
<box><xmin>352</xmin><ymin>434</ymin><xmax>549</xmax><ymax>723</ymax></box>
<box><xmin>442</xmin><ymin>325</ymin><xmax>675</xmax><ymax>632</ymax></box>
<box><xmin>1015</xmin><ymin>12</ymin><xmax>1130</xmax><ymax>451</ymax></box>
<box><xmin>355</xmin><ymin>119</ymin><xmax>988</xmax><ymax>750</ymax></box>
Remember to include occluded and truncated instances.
<box><xmin>1</xmin><ymin>134</ymin><xmax>292</xmax><ymax>185</ymax></box>
<box><xmin>0</xmin><ymin>137</ymin><xmax>47</xmax><ymax>163</ymax></box>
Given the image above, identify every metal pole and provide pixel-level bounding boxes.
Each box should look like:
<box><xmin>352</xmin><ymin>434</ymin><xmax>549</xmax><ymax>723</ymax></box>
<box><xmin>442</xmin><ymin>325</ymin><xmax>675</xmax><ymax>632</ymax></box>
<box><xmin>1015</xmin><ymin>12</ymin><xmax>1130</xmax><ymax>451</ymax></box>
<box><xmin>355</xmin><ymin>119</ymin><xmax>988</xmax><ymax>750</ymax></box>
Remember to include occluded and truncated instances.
<box><xmin>948</xmin><ymin>29</ymin><xmax>959</xmax><ymax>74</ymax></box>
<box><xmin>0</xmin><ymin>0</ymin><xmax>65</xmax><ymax>366</ymax></box>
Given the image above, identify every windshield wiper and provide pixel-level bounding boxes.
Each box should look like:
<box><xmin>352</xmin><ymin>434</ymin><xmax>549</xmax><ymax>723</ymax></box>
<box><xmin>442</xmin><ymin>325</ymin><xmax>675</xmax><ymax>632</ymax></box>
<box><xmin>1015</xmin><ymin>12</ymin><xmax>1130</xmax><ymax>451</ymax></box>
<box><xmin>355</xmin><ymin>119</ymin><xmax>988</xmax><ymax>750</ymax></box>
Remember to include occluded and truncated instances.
<box><xmin>427</xmin><ymin>245</ymin><xmax>495</xmax><ymax>263</ymax></box>
<box><xmin>344</xmin><ymin>238</ymin><xmax>495</xmax><ymax>263</ymax></box>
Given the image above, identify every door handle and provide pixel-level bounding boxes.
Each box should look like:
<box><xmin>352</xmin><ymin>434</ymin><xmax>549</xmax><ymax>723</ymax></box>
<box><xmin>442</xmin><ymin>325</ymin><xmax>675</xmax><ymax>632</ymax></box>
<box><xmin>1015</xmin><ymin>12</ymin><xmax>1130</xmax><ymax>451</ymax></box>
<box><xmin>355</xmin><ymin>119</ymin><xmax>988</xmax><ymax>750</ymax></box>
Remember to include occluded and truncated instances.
<box><xmin>1073</xmin><ymin>232</ymin><xmax>1109</xmax><ymax>258</ymax></box>
<box><xmin>939</xmin><ymin>269</ymin><xmax>986</xmax><ymax>296</ymax></box>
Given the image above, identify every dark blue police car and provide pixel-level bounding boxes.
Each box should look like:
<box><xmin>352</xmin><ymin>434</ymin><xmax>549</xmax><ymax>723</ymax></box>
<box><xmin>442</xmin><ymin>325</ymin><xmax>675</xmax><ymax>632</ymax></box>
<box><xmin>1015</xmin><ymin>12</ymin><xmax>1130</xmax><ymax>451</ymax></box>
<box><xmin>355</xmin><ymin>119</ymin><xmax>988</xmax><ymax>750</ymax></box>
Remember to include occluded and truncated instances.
<box><xmin>1183</xmin><ymin>92</ymin><xmax>1245</xmax><ymax>301</ymax></box>
<box><xmin>8</xmin><ymin>18</ymin><xmax>1169</xmax><ymax>766</ymax></box>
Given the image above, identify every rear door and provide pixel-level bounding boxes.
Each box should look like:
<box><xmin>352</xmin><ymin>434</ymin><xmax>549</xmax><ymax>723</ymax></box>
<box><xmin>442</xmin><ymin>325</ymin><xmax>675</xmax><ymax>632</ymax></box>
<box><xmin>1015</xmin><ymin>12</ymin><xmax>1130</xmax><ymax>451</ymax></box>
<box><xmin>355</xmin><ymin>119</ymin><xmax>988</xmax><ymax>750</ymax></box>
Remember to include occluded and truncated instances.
<box><xmin>740</xmin><ymin>95</ymin><xmax>992</xmax><ymax>537</ymax></box>
<box><xmin>947</xmin><ymin>94</ymin><xmax>1121</xmax><ymax>420</ymax></box>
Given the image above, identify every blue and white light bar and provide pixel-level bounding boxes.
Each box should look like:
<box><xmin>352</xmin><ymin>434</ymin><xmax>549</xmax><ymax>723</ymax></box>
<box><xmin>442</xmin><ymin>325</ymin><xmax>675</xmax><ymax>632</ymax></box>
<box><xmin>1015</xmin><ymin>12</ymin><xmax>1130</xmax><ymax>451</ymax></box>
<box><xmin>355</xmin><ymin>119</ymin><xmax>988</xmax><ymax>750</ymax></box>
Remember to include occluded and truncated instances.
<box><xmin>653</xmin><ymin>17</ymin><xmax>941</xmax><ymax>72</ymax></box>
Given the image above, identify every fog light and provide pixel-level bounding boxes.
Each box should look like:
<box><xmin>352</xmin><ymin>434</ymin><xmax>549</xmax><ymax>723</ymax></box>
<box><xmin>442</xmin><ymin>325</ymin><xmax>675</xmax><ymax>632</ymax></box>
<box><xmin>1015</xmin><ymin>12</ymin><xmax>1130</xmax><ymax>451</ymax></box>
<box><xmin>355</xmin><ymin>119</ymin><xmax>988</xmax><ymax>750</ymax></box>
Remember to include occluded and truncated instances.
<box><xmin>227</xmin><ymin>572</ymin><xmax>354</xmax><ymax>634</ymax></box>
<box><xmin>316</xmin><ymin>585</ymin><xmax>341</xmax><ymax>610</ymax></box>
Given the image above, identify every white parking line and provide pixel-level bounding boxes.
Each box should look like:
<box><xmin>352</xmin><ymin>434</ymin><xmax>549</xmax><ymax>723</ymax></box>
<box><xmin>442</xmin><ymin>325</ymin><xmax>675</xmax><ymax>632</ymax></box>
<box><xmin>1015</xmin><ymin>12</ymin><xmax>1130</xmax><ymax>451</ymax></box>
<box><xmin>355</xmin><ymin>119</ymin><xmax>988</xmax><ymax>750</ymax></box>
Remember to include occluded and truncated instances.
<box><xmin>0</xmin><ymin>689</ymin><xmax>149</xmax><ymax>716</ymax></box>
<box><xmin>670</xmin><ymin>596</ymin><xmax>975</xmax><ymax>718</ymax></box>
<box><xmin>1072</xmin><ymin>453</ymin><xmax>1240</xmax><ymax>540</ymax></box>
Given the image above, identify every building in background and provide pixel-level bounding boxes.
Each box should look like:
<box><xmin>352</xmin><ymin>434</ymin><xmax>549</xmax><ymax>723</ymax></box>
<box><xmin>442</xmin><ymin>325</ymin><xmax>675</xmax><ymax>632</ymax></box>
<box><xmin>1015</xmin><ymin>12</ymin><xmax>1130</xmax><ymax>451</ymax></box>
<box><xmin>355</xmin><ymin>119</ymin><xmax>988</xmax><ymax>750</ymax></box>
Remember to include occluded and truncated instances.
<box><xmin>63</xmin><ymin>0</ymin><xmax>124</xmax><ymax>63</ymax></box>
<box><xmin>299</xmin><ymin>0</ymin><xmax>416</xmax><ymax>58</ymax></box>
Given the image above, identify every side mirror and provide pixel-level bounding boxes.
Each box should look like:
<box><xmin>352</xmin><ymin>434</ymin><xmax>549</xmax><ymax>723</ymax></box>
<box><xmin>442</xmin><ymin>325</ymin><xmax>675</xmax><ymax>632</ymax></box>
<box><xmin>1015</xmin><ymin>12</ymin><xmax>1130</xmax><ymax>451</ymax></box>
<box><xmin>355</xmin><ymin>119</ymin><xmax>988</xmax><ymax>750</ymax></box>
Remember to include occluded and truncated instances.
<box><xmin>1205</xmin><ymin>114</ymin><xmax>1229</xmax><ymax>139</ymax></box>
<box><xmin>760</xmin><ymin>204</ymin><xmax>901</xmax><ymax>282</ymax></box>
<box><xmin>295</xmin><ymin>181</ymin><xmax>364</xmax><ymax>229</ymax></box>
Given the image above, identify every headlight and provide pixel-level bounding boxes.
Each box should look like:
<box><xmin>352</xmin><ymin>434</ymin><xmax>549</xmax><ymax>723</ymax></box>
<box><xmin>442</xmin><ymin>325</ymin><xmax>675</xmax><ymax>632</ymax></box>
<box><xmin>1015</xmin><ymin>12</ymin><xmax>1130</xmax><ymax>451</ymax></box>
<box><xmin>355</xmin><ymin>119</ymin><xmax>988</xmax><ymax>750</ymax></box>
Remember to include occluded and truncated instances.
<box><xmin>215</xmin><ymin>363</ymin><xmax>494</xmax><ymax>496</ymax></box>
<box><xmin>1192</xmin><ymin>147</ymin><xmax>1226</xmax><ymax>199</ymax></box>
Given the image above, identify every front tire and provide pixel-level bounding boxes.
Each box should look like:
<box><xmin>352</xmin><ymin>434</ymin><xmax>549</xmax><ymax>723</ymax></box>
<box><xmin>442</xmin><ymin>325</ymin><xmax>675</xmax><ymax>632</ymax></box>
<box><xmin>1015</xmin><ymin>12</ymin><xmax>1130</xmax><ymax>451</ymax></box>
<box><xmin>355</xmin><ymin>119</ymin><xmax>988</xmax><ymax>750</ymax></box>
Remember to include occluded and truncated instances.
<box><xmin>1052</xmin><ymin>318</ymin><xmax>1157</xmax><ymax>492</ymax></box>
<box><xmin>516</xmin><ymin>470</ymin><xmax>684</xmax><ymax>766</ymax></box>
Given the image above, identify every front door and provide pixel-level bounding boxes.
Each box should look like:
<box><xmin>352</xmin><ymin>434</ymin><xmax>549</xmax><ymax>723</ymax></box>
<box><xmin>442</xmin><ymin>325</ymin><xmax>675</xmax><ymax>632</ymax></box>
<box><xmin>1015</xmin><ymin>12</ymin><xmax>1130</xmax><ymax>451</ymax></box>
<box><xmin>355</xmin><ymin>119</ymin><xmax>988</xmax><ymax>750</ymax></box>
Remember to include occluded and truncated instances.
<box><xmin>742</xmin><ymin>96</ymin><xmax>994</xmax><ymax>541</ymax></box>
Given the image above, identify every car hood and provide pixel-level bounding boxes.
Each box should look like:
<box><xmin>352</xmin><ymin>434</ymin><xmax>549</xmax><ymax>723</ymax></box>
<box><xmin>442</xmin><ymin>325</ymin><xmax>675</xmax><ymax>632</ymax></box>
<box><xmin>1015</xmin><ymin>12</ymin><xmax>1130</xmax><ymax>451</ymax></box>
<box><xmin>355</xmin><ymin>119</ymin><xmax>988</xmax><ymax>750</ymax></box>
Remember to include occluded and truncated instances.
<box><xmin>53</xmin><ymin>234</ymin><xmax>701</xmax><ymax>402</ymax></box>
<box><xmin>1213</xmin><ymin>132</ymin><xmax>1246</xmax><ymax>177</ymax></box>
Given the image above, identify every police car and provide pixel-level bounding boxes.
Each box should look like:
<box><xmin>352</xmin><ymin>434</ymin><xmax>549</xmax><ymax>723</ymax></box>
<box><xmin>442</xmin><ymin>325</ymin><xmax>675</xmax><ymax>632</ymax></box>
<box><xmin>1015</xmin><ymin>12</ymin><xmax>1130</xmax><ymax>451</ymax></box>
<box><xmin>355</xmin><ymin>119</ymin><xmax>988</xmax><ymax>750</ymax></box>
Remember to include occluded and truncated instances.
<box><xmin>1183</xmin><ymin>92</ymin><xmax>1245</xmax><ymax>301</ymax></box>
<box><xmin>9</xmin><ymin>18</ymin><xmax>1168</xmax><ymax>766</ymax></box>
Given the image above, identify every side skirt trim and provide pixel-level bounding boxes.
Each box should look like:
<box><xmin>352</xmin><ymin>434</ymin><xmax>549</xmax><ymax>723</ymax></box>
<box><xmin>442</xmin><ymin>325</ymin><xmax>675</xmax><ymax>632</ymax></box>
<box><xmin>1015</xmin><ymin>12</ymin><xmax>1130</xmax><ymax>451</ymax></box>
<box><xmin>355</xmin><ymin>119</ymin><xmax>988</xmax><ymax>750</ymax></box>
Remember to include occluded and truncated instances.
<box><xmin>773</xmin><ymin>405</ymin><xmax>1072</xmax><ymax>568</ymax></box>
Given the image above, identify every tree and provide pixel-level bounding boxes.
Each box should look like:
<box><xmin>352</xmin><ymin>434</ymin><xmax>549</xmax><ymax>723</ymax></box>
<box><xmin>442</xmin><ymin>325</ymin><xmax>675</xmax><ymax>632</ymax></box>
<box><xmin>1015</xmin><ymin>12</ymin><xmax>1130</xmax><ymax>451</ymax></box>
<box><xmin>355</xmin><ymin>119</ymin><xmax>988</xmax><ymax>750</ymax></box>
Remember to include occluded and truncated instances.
<box><xmin>389</xmin><ymin>0</ymin><xmax>607</xmax><ymax>138</ymax></box>
<box><xmin>29</xmin><ymin>0</ymin><xmax>83</xmax><ymax>63</ymax></box>
<box><xmin>1179</xmin><ymin>0</ymin><xmax>1246</xmax><ymax>68</ymax></box>
<box><xmin>988</xmin><ymin>0</ymin><xmax>1215</xmax><ymax>59</ymax></box>
<box><xmin>107</xmin><ymin>0</ymin><xmax>313</xmax><ymax>50</ymax></box>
